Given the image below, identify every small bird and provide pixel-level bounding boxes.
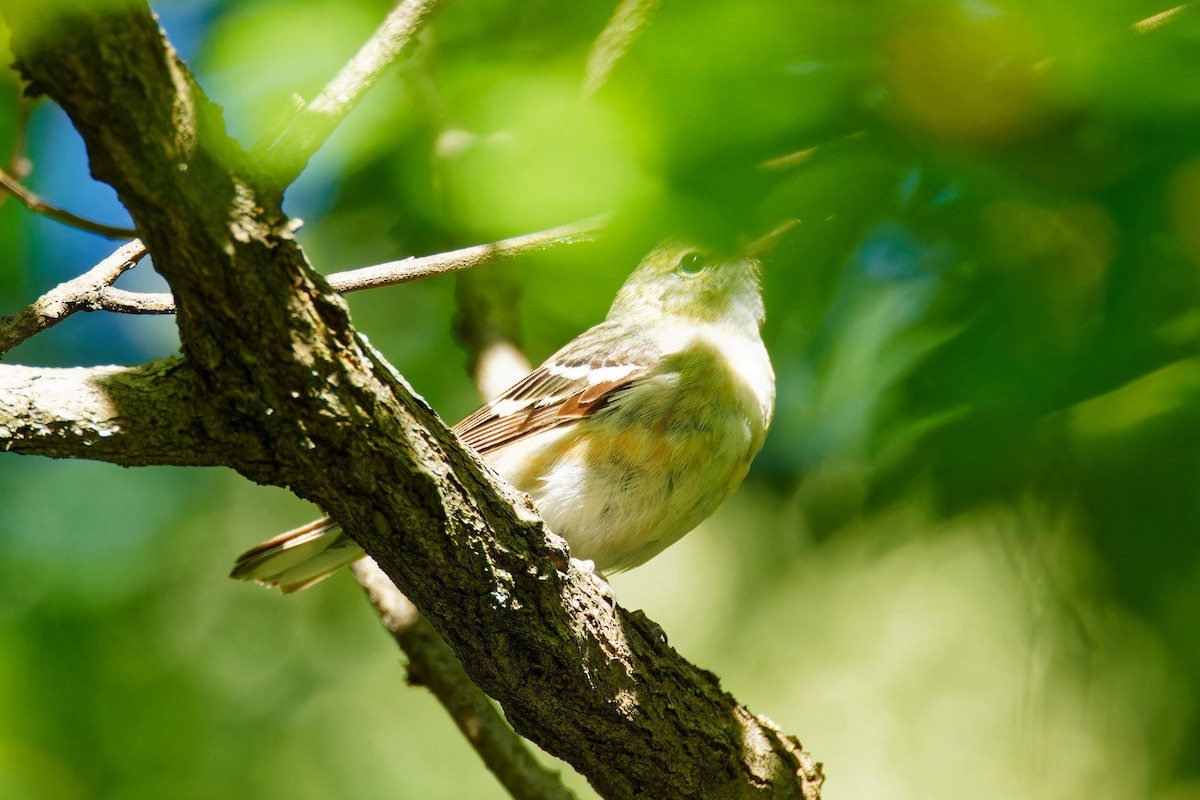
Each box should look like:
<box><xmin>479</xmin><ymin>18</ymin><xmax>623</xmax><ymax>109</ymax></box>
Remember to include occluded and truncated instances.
<box><xmin>231</xmin><ymin>233</ymin><xmax>782</xmax><ymax>592</ymax></box>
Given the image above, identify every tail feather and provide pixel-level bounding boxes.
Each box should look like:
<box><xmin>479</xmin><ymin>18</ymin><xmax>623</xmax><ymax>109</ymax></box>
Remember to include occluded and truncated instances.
<box><xmin>230</xmin><ymin>517</ymin><xmax>365</xmax><ymax>593</ymax></box>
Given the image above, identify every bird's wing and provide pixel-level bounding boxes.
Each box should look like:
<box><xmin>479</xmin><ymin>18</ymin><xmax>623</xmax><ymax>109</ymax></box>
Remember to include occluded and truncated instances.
<box><xmin>453</xmin><ymin>322</ymin><xmax>658</xmax><ymax>454</ymax></box>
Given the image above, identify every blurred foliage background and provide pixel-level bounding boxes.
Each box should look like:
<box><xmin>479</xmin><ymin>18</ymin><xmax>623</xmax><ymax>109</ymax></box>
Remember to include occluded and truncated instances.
<box><xmin>1</xmin><ymin>0</ymin><xmax>1199</xmax><ymax>798</ymax></box>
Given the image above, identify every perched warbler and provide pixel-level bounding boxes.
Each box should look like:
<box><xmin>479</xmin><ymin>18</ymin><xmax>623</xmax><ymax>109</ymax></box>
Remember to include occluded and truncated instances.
<box><xmin>231</xmin><ymin>233</ymin><xmax>782</xmax><ymax>592</ymax></box>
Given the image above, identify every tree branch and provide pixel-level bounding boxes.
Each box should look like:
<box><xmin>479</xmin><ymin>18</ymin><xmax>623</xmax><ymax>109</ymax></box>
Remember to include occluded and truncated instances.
<box><xmin>1</xmin><ymin>4</ymin><xmax>824</xmax><ymax>798</ymax></box>
<box><xmin>0</xmin><ymin>358</ymin><xmax>273</xmax><ymax>478</ymax></box>
<box><xmin>2</xmin><ymin>217</ymin><xmax>605</xmax><ymax>332</ymax></box>
<box><xmin>0</xmin><ymin>165</ymin><xmax>139</xmax><ymax>238</ymax></box>
<box><xmin>349</xmin><ymin>255</ymin><xmax>565</xmax><ymax>800</ymax></box>
<box><xmin>352</xmin><ymin>560</ymin><xmax>578</xmax><ymax>800</ymax></box>
<box><xmin>0</xmin><ymin>239</ymin><xmax>147</xmax><ymax>358</ymax></box>
<box><xmin>326</xmin><ymin>215</ymin><xmax>607</xmax><ymax>293</ymax></box>
<box><xmin>267</xmin><ymin>0</ymin><xmax>448</xmax><ymax>184</ymax></box>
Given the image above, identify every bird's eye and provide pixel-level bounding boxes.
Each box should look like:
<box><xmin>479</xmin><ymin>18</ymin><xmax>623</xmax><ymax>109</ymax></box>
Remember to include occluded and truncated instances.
<box><xmin>677</xmin><ymin>252</ymin><xmax>706</xmax><ymax>276</ymax></box>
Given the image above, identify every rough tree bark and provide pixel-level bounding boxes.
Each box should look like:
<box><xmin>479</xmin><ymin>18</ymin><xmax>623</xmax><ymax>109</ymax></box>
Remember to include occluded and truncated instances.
<box><xmin>0</xmin><ymin>2</ymin><xmax>823</xmax><ymax>798</ymax></box>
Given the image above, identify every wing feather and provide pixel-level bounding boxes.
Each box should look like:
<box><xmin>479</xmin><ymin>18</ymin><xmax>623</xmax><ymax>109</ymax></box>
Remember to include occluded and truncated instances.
<box><xmin>452</xmin><ymin>322</ymin><xmax>658</xmax><ymax>455</ymax></box>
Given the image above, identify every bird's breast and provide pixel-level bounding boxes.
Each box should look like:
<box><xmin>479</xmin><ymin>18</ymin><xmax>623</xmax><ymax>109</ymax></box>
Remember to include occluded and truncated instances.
<box><xmin>486</xmin><ymin>327</ymin><xmax>775</xmax><ymax>572</ymax></box>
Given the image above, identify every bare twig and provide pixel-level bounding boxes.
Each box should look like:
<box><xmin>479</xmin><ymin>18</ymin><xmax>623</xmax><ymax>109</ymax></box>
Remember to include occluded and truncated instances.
<box><xmin>92</xmin><ymin>286</ymin><xmax>176</xmax><ymax>315</ymax></box>
<box><xmin>267</xmin><ymin>0</ymin><xmax>448</xmax><ymax>184</ymax></box>
<box><xmin>351</xmin><ymin>561</ymin><xmax>577</xmax><ymax>800</ymax></box>
<box><xmin>1</xmin><ymin>217</ymin><xmax>604</xmax><ymax>355</ymax></box>
<box><xmin>583</xmin><ymin>0</ymin><xmax>660</xmax><ymax>98</ymax></box>
<box><xmin>0</xmin><ymin>240</ymin><xmax>147</xmax><ymax>358</ymax></box>
<box><xmin>0</xmin><ymin>167</ymin><xmax>138</xmax><ymax>239</ymax></box>
<box><xmin>89</xmin><ymin>215</ymin><xmax>608</xmax><ymax>316</ymax></box>
<box><xmin>327</xmin><ymin>215</ymin><xmax>606</xmax><ymax>293</ymax></box>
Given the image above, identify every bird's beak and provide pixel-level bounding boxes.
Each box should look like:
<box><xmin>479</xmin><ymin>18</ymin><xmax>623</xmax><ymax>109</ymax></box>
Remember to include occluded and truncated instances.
<box><xmin>742</xmin><ymin>219</ymin><xmax>799</xmax><ymax>259</ymax></box>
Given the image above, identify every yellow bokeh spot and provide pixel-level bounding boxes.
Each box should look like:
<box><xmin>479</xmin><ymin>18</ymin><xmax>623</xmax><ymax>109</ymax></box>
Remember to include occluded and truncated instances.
<box><xmin>1167</xmin><ymin>158</ymin><xmax>1200</xmax><ymax>272</ymax></box>
<box><xmin>884</xmin><ymin>8</ymin><xmax>1052</xmax><ymax>144</ymax></box>
<box><xmin>982</xmin><ymin>198</ymin><xmax>1116</xmax><ymax>341</ymax></box>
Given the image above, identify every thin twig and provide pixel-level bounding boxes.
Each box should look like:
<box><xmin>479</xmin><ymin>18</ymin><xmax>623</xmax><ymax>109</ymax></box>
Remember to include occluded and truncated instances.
<box><xmin>93</xmin><ymin>286</ymin><xmax>177</xmax><ymax>315</ymax></box>
<box><xmin>267</xmin><ymin>0</ymin><xmax>448</xmax><ymax>184</ymax></box>
<box><xmin>351</xmin><ymin>561</ymin><xmax>577</xmax><ymax>800</ymax></box>
<box><xmin>90</xmin><ymin>215</ymin><xmax>608</xmax><ymax>316</ymax></box>
<box><xmin>326</xmin><ymin>215</ymin><xmax>607</xmax><ymax>292</ymax></box>
<box><xmin>0</xmin><ymin>166</ymin><xmax>138</xmax><ymax>239</ymax></box>
<box><xmin>0</xmin><ymin>239</ymin><xmax>146</xmax><ymax>358</ymax></box>
<box><xmin>583</xmin><ymin>0</ymin><xmax>660</xmax><ymax>98</ymax></box>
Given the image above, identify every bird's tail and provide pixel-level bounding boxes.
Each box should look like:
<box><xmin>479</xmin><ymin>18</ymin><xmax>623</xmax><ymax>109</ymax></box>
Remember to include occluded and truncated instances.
<box><xmin>229</xmin><ymin>516</ymin><xmax>365</xmax><ymax>593</ymax></box>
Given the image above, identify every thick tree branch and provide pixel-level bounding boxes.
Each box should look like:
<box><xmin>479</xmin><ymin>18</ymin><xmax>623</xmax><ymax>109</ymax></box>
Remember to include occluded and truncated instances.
<box><xmin>1</xmin><ymin>3</ymin><xmax>823</xmax><ymax>798</ymax></box>
<box><xmin>350</xmin><ymin>264</ymin><xmax>564</xmax><ymax>800</ymax></box>
<box><xmin>0</xmin><ymin>358</ymin><xmax>273</xmax><ymax>478</ymax></box>
<box><xmin>267</xmin><ymin>0</ymin><xmax>448</xmax><ymax>184</ymax></box>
